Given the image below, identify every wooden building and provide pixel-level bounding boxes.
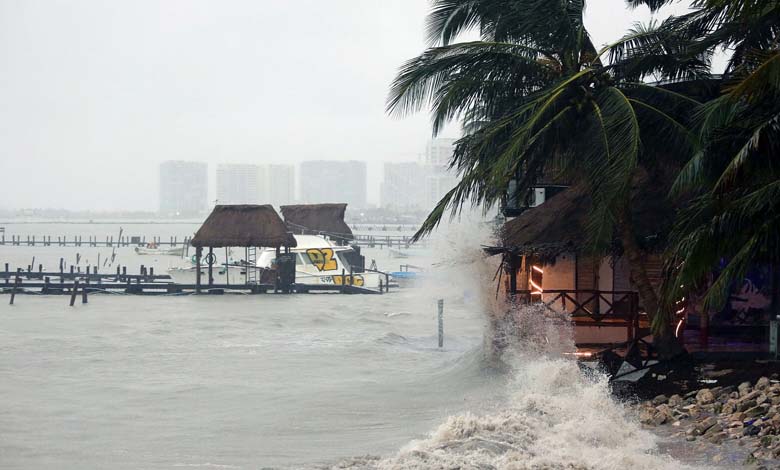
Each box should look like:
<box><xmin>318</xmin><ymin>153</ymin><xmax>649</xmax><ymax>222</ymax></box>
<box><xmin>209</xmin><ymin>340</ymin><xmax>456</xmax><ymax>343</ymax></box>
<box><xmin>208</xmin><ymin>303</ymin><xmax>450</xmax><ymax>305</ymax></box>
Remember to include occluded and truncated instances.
<box><xmin>490</xmin><ymin>175</ymin><xmax>675</xmax><ymax>346</ymax></box>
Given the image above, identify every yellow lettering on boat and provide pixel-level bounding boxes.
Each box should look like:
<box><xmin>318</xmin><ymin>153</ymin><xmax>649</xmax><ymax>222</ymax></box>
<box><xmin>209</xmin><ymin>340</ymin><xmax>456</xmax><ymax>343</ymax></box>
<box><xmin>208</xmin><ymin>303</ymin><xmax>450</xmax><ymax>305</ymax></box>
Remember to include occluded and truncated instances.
<box><xmin>333</xmin><ymin>275</ymin><xmax>364</xmax><ymax>286</ymax></box>
<box><xmin>306</xmin><ymin>248</ymin><xmax>338</xmax><ymax>271</ymax></box>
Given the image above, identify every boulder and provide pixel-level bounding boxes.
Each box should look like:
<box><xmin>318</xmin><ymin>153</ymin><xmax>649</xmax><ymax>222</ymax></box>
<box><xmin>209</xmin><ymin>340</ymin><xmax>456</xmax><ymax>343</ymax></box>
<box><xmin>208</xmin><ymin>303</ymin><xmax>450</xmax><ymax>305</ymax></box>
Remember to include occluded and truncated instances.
<box><xmin>704</xmin><ymin>423</ymin><xmax>723</xmax><ymax>437</ymax></box>
<box><xmin>696</xmin><ymin>389</ymin><xmax>715</xmax><ymax>405</ymax></box>
<box><xmin>652</xmin><ymin>394</ymin><xmax>669</xmax><ymax>406</ymax></box>
<box><xmin>739</xmin><ymin>400</ymin><xmax>758</xmax><ymax>412</ymax></box>
<box><xmin>639</xmin><ymin>408</ymin><xmax>656</xmax><ymax>425</ymax></box>
<box><xmin>739</xmin><ymin>382</ymin><xmax>753</xmax><ymax>397</ymax></box>
<box><xmin>668</xmin><ymin>394</ymin><xmax>683</xmax><ymax>407</ymax></box>
<box><xmin>746</xmin><ymin>406</ymin><xmax>766</xmax><ymax>419</ymax></box>
<box><xmin>694</xmin><ymin>417</ymin><xmax>718</xmax><ymax>435</ymax></box>
<box><xmin>756</xmin><ymin>377</ymin><xmax>771</xmax><ymax>390</ymax></box>
<box><xmin>757</xmin><ymin>393</ymin><xmax>769</xmax><ymax>406</ymax></box>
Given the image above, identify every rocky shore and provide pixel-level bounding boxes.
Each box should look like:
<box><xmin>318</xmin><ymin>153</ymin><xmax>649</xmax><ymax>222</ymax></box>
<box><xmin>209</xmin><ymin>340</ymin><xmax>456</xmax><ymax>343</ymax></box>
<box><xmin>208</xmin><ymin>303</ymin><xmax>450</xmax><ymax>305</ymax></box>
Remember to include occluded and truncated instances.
<box><xmin>637</xmin><ymin>375</ymin><xmax>780</xmax><ymax>467</ymax></box>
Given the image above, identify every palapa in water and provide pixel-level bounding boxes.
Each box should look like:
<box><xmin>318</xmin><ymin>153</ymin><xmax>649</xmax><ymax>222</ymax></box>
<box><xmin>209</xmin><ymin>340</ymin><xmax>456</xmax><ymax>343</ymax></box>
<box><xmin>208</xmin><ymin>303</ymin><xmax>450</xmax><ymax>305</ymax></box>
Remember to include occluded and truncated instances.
<box><xmin>191</xmin><ymin>205</ymin><xmax>297</xmax><ymax>248</ymax></box>
<box><xmin>280</xmin><ymin>203</ymin><xmax>353</xmax><ymax>241</ymax></box>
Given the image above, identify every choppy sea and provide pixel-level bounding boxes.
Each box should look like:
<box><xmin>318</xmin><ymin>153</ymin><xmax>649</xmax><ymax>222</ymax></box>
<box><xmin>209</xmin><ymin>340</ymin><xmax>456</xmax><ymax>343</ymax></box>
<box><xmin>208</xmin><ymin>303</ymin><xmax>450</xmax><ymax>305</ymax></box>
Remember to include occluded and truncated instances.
<box><xmin>0</xmin><ymin>220</ymin><xmax>724</xmax><ymax>469</ymax></box>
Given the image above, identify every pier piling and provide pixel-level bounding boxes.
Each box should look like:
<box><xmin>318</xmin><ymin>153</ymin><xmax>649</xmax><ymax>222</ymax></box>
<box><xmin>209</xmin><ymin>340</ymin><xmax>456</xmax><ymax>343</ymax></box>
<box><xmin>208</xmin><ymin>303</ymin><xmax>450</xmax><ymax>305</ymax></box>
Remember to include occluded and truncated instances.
<box><xmin>437</xmin><ymin>299</ymin><xmax>444</xmax><ymax>348</ymax></box>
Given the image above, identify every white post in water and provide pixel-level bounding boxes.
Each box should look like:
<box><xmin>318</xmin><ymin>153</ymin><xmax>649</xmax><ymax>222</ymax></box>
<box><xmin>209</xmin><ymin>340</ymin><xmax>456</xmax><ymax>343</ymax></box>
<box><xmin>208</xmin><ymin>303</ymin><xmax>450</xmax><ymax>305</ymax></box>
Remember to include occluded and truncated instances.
<box><xmin>437</xmin><ymin>299</ymin><xmax>444</xmax><ymax>348</ymax></box>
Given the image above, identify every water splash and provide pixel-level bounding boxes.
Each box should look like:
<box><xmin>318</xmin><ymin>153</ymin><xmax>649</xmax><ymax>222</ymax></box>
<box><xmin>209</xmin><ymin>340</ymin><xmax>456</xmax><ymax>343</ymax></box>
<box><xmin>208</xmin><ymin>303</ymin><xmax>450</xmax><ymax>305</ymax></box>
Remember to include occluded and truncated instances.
<box><xmin>328</xmin><ymin>213</ymin><xmax>701</xmax><ymax>470</ymax></box>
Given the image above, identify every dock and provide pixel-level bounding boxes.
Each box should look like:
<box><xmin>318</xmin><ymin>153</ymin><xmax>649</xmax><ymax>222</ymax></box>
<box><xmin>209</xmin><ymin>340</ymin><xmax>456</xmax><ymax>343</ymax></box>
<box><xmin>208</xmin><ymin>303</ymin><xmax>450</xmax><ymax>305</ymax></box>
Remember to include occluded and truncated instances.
<box><xmin>1</xmin><ymin>262</ymin><xmax>386</xmax><ymax>298</ymax></box>
<box><xmin>0</xmin><ymin>233</ymin><xmax>427</xmax><ymax>249</ymax></box>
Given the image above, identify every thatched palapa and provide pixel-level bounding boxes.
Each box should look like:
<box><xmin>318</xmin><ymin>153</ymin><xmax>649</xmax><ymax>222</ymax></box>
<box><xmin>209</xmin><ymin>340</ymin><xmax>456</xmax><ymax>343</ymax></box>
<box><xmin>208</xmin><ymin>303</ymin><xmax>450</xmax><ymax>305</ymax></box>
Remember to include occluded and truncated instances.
<box><xmin>191</xmin><ymin>205</ymin><xmax>297</xmax><ymax>248</ymax></box>
<box><xmin>490</xmin><ymin>170</ymin><xmax>675</xmax><ymax>260</ymax></box>
<box><xmin>280</xmin><ymin>203</ymin><xmax>353</xmax><ymax>240</ymax></box>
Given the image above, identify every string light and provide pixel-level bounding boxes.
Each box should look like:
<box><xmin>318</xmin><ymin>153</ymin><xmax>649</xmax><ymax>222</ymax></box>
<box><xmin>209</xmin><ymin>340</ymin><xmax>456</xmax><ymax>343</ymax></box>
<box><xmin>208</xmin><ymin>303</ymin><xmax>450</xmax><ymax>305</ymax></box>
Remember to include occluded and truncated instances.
<box><xmin>675</xmin><ymin>319</ymin><xmax>684</xmax><ymax>338</ymax></box>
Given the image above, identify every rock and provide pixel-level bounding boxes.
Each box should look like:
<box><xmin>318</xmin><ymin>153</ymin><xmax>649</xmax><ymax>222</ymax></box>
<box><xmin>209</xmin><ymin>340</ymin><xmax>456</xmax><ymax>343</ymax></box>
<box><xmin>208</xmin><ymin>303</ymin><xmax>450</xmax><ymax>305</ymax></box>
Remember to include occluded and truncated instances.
<box><xmin>696</xmin><ymin>388</ymin><xmax>715</xmax><ymax>405</ymax></box>
<box><xmin>771</xmin><ymin>397</ymin><xmax>780</xmax><ymax>406</ymax></box>
<box><xmin>757</xmin><ymin>393</ymin><xmax>769</xmax><ymax>406</ymax></box>
<box><xmin>722</xmin><ymin>400</ymin><xmax>737</xmax><ymax>415</ymax></box>
<box><xmin>704</xmin><ymin>423</ymin><xmax>724</xmax><ymax>437</ymax></box>
<box><xmin>732</xmin><ymin>411</ymin><xmax>746</xmax><ymax>422</ymax></box>
<box><xmin>741</xmin><ymin>390</ymin><xmax>761</xmax><ymax>402</ymax></box>
<box><xmin>739</xmin><ymin>399</ymin><xmax>758</xmax><ymax>412</ymax></box>
<box><xmin>685</xmin><ymin>435</ymin><xmax>697</xmax><ymax>442</ymax></box>
<box><xmin>746</xmin><ymin>406</ymin><xmax>766</xmax><ymax>419</ymax></box>
<box><xmin>756</xmin><ymin>377</ymin><xmax>771</xmax><ymax>390</ymax></box>
<box><xmin>672</xmin><ymin>420</ymin><xmax>681</xmax><ymax>427</ymax></box>
<box><xmin>652</xmin><ymin>411</ymin><xmax>668</xmax><ymax>426</ymax></box>
<box><xmin>713</xmin><ymin>453</ymin><xmax>724</xmax><ymax>463</ymax></box>
<box><xmin>657</xmin><ymin>374</ymin><xmax>667</xmax><ymax>381</ymax></box>
<box><xmin>708</xmin><ymin>432</ymin><xmax>727</xmax><ymax>445</ymax></box>
<box><xmin>668</xmin><ymin>394</ymin><xmax>683</xmax><ymax>407</ymax></box>
<box><xmin>639</xmin><ymin>408</ymin><xmax>656</xmax><ymax>425</ymax></box>
<box><xmin>694</xmin><ymin>417</ymin><xmax>718</xmax><ymax>435</ymax></box>
<box><xmin>745</xmin><ymin>425</ymin><xmax>761</xmax><ymax>436</ymax></box>
<box><xmin>739</xmin><ymin>382</ymin><xmax>753</xmax><ymax>397</ymax></box>
<box><xmin>652</xmin><ymin>394</ymin><xmax>669</xmax><ymax>406</ymax></box>
<box><xmin>684</xmin><ymin>390</ymin><xmax>699</xmax><ymax>399</ymax></box>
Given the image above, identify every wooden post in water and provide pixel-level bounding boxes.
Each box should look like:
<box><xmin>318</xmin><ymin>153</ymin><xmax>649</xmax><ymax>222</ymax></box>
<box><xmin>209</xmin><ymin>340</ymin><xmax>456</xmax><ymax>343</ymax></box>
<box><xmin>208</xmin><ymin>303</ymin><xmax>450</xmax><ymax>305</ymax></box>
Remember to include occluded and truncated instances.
<box><xmin>208</xmin><ymin>247</ymin><xmax>214</xmax><ymax>286</ymax></box>
<box><xmin>9</xmin><ymin>277</ymin><xmax>20</xmax><ymax>305</ymax></box>
<box><xmin>437</xmin><ymin>299</ymin><xmax>444</xmax><ymax>348</ymax></box>
<box><xmin>43</xmin><ymin>276</ymin><xmax>50</xmax><ymax>294</ymax></box>
<box><xmin>195</xmin><ymin>247</ymin><xmax>203</xmax><ymax>294</ymax></box>
<box><xmin>70</xmin><ymin>280</ymin><xmax>79</xmax><ymax>307</ymax></box>
<box><xmin>82</xmin><ymin>279</ymin><xmax>88</xmax><ymax>304</ymax></box>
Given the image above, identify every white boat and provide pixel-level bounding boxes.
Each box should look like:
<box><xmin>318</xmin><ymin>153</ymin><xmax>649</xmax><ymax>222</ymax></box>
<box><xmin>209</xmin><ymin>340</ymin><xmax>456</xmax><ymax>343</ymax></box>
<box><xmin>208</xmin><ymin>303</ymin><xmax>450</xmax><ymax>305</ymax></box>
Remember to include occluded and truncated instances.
<box><xmin>167</xmin><ymin>235</ymin><xmax>388</xmax><ymax>289</ymax></box>
<box><xmin>135</xmin><ymin>245</ymin><xmax>186</xmax><ymax>256</ymax></box>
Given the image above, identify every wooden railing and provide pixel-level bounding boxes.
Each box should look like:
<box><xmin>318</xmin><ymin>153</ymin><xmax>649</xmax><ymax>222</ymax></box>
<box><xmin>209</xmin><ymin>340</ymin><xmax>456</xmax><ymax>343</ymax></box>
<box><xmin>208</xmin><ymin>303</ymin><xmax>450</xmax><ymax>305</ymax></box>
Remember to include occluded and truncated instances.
<box><xmin>510</xmin><ymin>289</ymin><xmax>643</xmax><ymax>341</ymax></box>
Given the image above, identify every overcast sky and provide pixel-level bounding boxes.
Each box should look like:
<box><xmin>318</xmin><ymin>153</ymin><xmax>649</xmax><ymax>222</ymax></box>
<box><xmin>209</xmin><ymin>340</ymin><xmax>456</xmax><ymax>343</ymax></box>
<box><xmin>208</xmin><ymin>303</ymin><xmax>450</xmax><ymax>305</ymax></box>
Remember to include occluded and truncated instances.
<box><xmin>0</xmin><ymin>0</ymin><xmax>694</xmax><ymax>211</ymax></box>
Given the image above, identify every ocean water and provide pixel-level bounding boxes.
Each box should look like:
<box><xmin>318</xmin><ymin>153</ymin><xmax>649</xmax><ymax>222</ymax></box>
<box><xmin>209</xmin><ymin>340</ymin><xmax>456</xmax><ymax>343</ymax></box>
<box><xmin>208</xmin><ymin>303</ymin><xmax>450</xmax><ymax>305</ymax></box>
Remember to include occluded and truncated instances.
<box><xmin>0</xmin><ymin>221</ymin><xmax>711</xmax><ymax>469</ymax></box>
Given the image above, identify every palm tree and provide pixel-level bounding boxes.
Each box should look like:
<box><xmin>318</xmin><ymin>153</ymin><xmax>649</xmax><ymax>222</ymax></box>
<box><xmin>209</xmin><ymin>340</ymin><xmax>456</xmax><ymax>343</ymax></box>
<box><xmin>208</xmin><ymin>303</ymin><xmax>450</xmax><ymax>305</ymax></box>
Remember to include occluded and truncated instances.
<box><xmin>625</xmin><ymin>0</ymin><xmax>780</xmax><ymax>313</ymax></box>
<box><xmin>388</xmin><ymin>0</ymin><xmax>707</xmax><ymax>357</ymax></box>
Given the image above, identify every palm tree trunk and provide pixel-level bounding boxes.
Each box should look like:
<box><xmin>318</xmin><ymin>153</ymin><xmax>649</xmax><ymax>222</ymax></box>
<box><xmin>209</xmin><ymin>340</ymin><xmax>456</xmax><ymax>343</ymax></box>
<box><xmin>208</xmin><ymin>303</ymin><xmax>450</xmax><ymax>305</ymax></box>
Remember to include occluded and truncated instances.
<box><xmin>617</xmin><ymin>208</ymin><xmax>684</xmax><ymax>359</ymax></box>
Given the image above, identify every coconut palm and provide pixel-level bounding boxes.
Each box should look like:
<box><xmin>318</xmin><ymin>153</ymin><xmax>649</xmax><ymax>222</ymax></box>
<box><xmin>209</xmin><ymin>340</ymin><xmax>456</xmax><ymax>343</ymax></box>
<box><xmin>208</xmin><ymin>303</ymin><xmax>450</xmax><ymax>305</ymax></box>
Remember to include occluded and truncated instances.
<box><xmin>388</xmin><ymin>0</ymin><xmax>708</xmax><ymax>357</ymax></box>
<box><xmin>627</xmin><ymin>0</ymin><xmax>780</xmax><ymax>313</ymax></box>
<box><xmin>664</xmin><ymin>50</ymin><xmax>780</xmax><ymax>312</ymax></box>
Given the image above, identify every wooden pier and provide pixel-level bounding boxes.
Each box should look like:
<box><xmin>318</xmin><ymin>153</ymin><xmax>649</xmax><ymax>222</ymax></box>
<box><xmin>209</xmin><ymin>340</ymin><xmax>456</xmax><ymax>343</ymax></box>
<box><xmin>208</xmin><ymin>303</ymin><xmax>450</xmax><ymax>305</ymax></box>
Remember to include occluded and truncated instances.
<box><xmin>0</xmin><ymin>233</ymin><xmax>426</xmax><ymax>249</ymax></box>
<box><xmin>0</xmin><ymin>234</ymin><xmax>191</xmax><ymax>248</ymax></box>
<box><xmin>1</xmin><ymin>262</ymin><xmax>386</xmax><ymax>298</ymax></box>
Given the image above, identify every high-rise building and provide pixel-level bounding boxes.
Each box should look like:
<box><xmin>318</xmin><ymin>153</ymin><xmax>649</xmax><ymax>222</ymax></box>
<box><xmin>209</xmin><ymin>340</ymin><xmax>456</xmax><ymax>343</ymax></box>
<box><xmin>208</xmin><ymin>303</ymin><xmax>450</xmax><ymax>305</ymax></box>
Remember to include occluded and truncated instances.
<box><xmin>264</xmin><ymin>164</ymin><xmax>295</xmax><ymax>207</ymax></box>
<box><xmin>424</xmin><ymin>138</ymin><xmax>459</xmax><ymax>210</ymax></box>
<box><xmin>216</xmin><ymin>164</ymin><xmax>261</xmax><ymax>205</ymax></box>
<box><xmin>380</xmin><ymin>162</ymin><xmax>425</xmax><ymax>210</ymax></box>
<box><xmin>425</xmin><ymin>138</ymin><xmax>456</xmax><ymax>166</ymax></box>
<box><xmin>158</xmin><ymin>160</ymin><xmax>208</xmax><ymax>216</ymax></box>
<box><xmin>299</xmin><ymin>160</ymin><xmax>367</xmax><ymax>208</ymax></box>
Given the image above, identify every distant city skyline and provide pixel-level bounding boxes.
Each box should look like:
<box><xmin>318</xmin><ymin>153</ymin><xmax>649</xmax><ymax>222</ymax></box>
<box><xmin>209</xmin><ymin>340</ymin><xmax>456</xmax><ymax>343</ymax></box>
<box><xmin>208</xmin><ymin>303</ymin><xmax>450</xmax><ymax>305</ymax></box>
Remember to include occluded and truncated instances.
<box><xmin>155</xmin><ymin>138</ymin><xmax>455</xmax><ymax>214</ymax></box>
<box><xmin>0</xmin><ymin>1</ymin><xmax>700</xmax><ymax>212</ymax></box>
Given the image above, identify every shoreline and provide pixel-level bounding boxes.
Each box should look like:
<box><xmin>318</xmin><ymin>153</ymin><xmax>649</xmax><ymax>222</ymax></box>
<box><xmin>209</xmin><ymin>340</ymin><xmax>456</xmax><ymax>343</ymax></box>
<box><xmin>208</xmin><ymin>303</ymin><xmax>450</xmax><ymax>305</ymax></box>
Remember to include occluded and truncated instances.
<box><xmin>617</xmin><ymin>355</ymin><xmax>780</xmax><ymax>467</ymax></box>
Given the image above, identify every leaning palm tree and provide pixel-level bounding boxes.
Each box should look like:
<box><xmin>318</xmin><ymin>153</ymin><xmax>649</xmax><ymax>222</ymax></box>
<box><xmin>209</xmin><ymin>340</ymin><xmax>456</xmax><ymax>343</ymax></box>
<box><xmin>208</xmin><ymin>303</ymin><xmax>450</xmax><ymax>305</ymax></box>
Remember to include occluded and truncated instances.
<box><xmin>388</xmin><ymin>0</ymin><xmax>708</xmax><ymax>357</ymax></box>
<box><xmin>627</xmin><ymin>0</ymin><xmax>780</xmax><ymax>313</ymax></box>
<box><xmin>664</xmin><ymin>47</ymin><xmax>780</xmax><ymax>312</ymax></box>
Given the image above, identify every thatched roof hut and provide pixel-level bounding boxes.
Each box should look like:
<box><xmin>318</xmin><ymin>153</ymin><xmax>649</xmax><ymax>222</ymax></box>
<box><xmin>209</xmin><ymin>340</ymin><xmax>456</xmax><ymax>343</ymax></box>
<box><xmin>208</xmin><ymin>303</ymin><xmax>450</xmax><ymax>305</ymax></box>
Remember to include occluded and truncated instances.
<box><xmin>280</xmin><ymin>203</ymin><xmax>353</xmax><ymax>240</ymax></box>
<box><xmin>191</xmin><ymin>205</ymin><xmax>297</xmax><ymax>248</ymax></box>
<box><xmin>490</xmin><ymin>170</ymin><xmax>675</xmax><ymax>260</ymax></box>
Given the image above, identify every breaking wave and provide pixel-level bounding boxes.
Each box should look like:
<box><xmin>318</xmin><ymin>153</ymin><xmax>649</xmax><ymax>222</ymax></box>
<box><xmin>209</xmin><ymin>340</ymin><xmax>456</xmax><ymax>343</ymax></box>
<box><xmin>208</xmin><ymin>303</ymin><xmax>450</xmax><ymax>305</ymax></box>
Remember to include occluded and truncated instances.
<box><xmin>327</xmin><ymin>303</ymin><xmax>696</xmax><ymax>470</ymax></box>
<box><xmin>326</xmin><ymin>214</ymin><xmax>698</xmax><ymax>470</ymax></box>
